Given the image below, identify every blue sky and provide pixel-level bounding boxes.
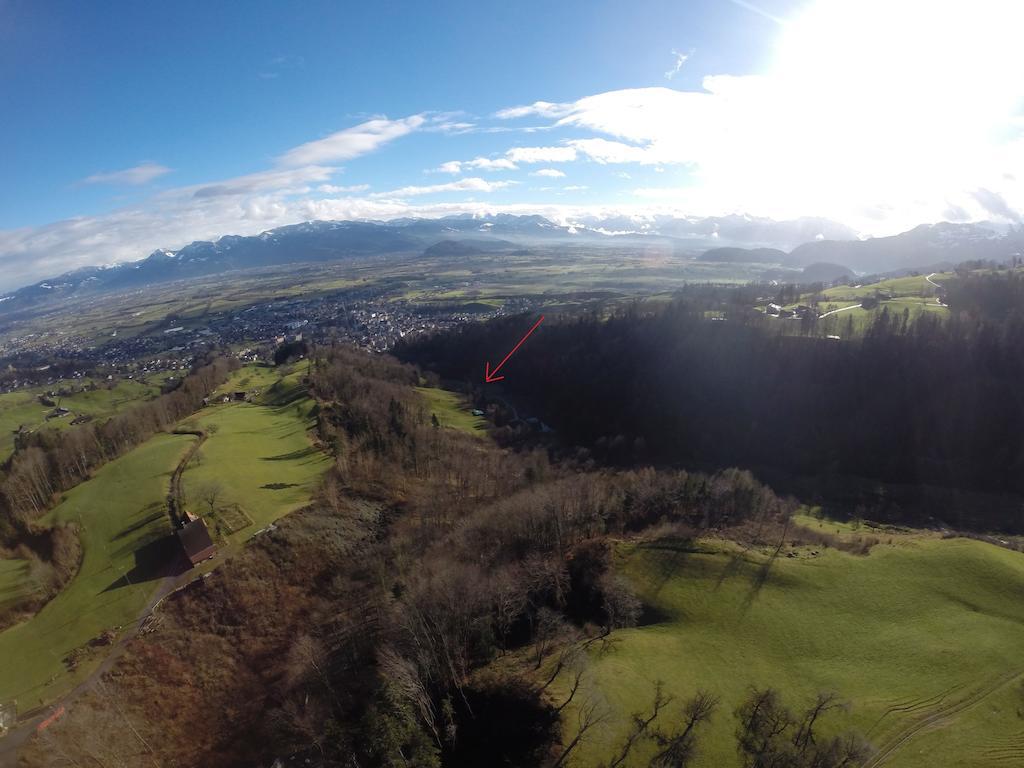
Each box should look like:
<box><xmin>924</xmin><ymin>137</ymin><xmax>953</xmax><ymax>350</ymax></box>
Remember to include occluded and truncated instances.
<box><xmin>2</xmin><ymin>0</ymin><xmax>1023</xmax><ymax>289</ymax></box>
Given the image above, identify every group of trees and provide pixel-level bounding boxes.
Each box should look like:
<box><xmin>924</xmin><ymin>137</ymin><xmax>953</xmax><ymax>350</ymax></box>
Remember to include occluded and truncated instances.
<box><xmin>0</xmin><ymin>355</ymin><xmax>238</xmax><ymax>628</ymax></box>
<box><xmin>397</xmin><ymin>276</ymin><xmax>1024</xmax><ymax>532</ymax></box>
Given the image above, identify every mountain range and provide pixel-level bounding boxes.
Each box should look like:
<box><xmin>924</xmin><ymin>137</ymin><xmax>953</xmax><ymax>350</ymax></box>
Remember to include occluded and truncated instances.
<box><xmin>1</xmin><ymin>215</ymin><xmax>1020</xmax><ymax>315</ymax></box>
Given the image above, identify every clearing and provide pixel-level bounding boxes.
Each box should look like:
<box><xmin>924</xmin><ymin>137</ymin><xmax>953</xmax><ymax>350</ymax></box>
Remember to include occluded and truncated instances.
<box><xmin>416</xmin><ymin>386</ymin><xmax>488</xmax><ymax>436</ymax></box>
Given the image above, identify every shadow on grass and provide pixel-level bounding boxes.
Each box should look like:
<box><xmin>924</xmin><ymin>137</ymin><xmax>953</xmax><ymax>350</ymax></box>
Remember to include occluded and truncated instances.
<box><xmin>261</xmin><ymin>446</ymin><xmax>319</xmax><ymax>461</ymax></box>
<box><xmin>101</xmin><ymin>535</ymin><xmax>188</xmax><ymax>593</ymax></box>
<box><xmin>261</xmin><ymin>482</ymin><xmax>300</xmax><ymax>490</ymax></box>
<box><xmin>638</xmin><ymin>537</ymin><xmax>702</xmax><ymax>599</ymax></box>
<box><xmin>110</xmin><ymin>503</ymin><xmax>165</xmax><ymax>541</ymax></box>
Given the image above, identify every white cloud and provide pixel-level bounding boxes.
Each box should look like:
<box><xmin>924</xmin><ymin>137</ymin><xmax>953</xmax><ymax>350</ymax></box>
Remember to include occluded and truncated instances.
<box><xmin>563</xmin><ymin>185</ymin><xmax>588</xmax><ymax>192</ymax></box>
<box><xmin>81</xmin><ymin>163</ymin><xmax>171</xmax><ymax>186</ymax></box>
<box><xmin>371</xmin><ymin>177</ymin><xmax>515</xmax><ymax>198</ymax></box>
<box><xmin>494</xmin><ymin>101</ymin><xmax>572</xmax><ymax>120</ymax></box>
<box><xmin>664</xmin><ymin>49</ymin><xmax>690</xmax><ymax>80</ymax></box>
<box><xmin>184</xmin><ymin>166</ymin><xmax>337</xmax><ymax>199</ymax></box>
<box><xmin>569</xmin><ymin>138</ymin><xmax>655</xmax><ymax>165</ymax></box>
<box><xmin>318</xmin><ymin>184</ymin><xmax>370</xmax><ymax>194</ymax></box>
<box><xmin>531</xmin><ymin>169</ymin><xmax>566</xmax><ymax>178</ymax></box>
<box><xmin>277</xmin><ymin>115</ymin><xmax>424</xmax><ymax>166</ymax></box>
<box><xmin>505</xmin><ymin>145</ymin><xmax>578</xmax><ymax>163</ymax></box>
<box><xmin>435</xmin><ymin>156</ymin><xmax>518</xmax><ymax>173</ymax></box>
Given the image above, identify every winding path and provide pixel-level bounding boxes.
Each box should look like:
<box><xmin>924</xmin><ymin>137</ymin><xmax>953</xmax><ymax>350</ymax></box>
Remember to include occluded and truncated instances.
<box><xmin>167</xmin><ymin>428</ymin><xmax>207</xmax><ymax>526</ymax></box>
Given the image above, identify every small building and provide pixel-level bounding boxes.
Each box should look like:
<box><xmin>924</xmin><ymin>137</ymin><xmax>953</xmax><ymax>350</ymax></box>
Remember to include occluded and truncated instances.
<box><xmin>233</xmin><ymin>391</ymin><xmax>247</xmax><ymax>402</ymax></box>
<box><xmin>177</xmin><ymin>519</ymin><xmax>216</xmax><ymax>566</ymax></box>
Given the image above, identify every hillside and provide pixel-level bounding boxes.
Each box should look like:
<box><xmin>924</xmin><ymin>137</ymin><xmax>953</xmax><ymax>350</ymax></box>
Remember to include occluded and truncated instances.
<box><xmin>559</xmin><ymin>528</ymin><xmax>1024</xmax><ymax>767</ymax></box>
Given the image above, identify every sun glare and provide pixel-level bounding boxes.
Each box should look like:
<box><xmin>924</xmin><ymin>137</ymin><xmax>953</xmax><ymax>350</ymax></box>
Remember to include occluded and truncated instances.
<box><xmin>752</xmin><ymin>0</ymin><xmax>1024</xmax><ymax>229</ymax></box>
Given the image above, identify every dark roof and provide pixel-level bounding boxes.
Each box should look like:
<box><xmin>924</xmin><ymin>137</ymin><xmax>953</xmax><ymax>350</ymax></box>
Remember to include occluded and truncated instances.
<box><xmin>177</xmin><ymin>519</ymin><xmax>215</xmax><ymax>560</ymax></box>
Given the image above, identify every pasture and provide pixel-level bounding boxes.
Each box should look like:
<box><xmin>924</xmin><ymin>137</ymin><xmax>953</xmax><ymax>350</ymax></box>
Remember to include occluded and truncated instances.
<box><xmin>0</xmin><ymin>433</ymin><xmax>191</xmax><ymax>708</ymax></box>
<box><xmin>415</xmin><ymin>386</ymin><xmax>488</xmax><ymax>436</ymax></box>
<box><xmin>554</xmin><ymin>529</ymin><xmax>1024</xmax><ymax>767</ymax></box>
<box><xmin>180</xmin><ymin>376</ymin><xmax>328</xmax><ymax>542</ymax></box>
<box><xmin>0</xmin><ymin>558</ymin><xmax>35</xmax><ymax>614</ymax></box>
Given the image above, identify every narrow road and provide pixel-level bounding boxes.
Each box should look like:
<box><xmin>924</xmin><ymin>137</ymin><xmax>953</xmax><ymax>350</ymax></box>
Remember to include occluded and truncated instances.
<box><xmin>819</xmin><ymin>303</ymin><xmax>862</xmax><ymax>319</ymax></box>
<box><xmin>168</xmin><ymin>429</ymin><xmax>206</xmax><ymax>526</ymax></box>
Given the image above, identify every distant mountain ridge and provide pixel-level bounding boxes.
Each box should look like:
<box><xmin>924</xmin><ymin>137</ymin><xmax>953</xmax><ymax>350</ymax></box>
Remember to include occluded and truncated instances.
<box><xmin>2</xmin><ymin>215</ymin><xmax>1019</xmax><ymax>315</ymax></box>
<box><xmin>0</xmin><ymin>214</ymin><xmax>855</xmax><ymax>313</ymax></box>
<box><xmin>702</xmin><ymin>221</ymin><xmax>1024</xmax><ymax>277</ymax></box>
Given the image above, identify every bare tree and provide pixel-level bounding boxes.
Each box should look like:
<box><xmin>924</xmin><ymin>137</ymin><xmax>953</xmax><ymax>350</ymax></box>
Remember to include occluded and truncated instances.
<box><xmin>793</xmin><ymin>691</ymin><xmax>842</xmax><ymax>753</ymax></box>
<box><xmin>605</xmin><ymin>681</ymin><xmax>672</xmax><ymax>768</ymax></box>
<box><xmin>553</xmin><ymin>696</ymin><xmax>608</xmax><ymax>768</ymax></box>
<box><xmin>196</xmin><ymin>480</ymin><xmax>224</xmax><ymax>516</ymax></box>
<box><xmin>533</xmin><ymin>607</ymin><xmax>566</xmax><ymax>669</ymax></box>
<box><xmin>600</xmin><ymin>574</ymin><xmax>642</xmax><ymax>636</ymax></box>
<box><xmin>650</xmin><ymin>691</ymin><xmax>718</xmax><ymax>768</ymax></box>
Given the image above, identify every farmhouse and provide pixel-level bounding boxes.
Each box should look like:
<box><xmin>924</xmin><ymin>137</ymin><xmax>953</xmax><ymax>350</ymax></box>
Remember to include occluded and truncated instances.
<box><xmin>177</xmin><ymin>518</ymin><xmax>216</xmax><ymax>566</ymax></box>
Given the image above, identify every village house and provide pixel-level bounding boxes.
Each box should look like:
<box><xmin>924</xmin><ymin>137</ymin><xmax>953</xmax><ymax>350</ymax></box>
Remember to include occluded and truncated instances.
<box><xmin>177</xmin><ymin>518</ymin><xmax>216</xmax><ymax>566</ymax></box>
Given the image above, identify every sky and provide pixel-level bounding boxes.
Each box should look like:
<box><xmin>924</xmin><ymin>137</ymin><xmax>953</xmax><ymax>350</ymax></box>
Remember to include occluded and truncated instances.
<box><xmin>2</xmin><ymin>0</ymin><xmax>1024</xmax><ymax>290</ymax></box>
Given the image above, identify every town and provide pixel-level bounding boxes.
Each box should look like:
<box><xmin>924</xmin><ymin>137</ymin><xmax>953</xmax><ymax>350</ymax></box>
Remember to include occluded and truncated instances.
<box><xmin>0</xmin><ymin>283</ymin><xmax>539</xmax><ymax>392</ymax></box>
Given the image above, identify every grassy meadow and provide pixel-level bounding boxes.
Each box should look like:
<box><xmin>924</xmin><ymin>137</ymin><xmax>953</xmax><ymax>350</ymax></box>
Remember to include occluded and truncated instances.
<box><xmin>0</xmin><ymin>558</ymin><xmax>35</xmax><ymax>614</ymax></box>
<box><xmin>553</xmin><ymin>529</ymin><xmax>1024</xmax><ymax>767</ymax></box>
<box><xmin>415</xmin><ymin>386</ymin><xmax>488</xmax><ymax>436</ymax></box>
<box><xmin>0</xmin><ymin>432</ymin><xmax>191</xmax><ymax>709</ymax></box>
<box><xmin>180</xmin><ymin>368</ymin><xmax>328</xmax><ymax>543</ymax></box>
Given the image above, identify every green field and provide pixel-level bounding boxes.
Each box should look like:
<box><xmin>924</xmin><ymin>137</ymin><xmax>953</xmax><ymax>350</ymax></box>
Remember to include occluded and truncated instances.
<box><xmin>180</xmin><ymin>380</ymin><xmax>328</xmax><ymax>542</ymax></box>
<box><xmin>0</xmin><ymin>558</ymin><xmax>36</xmax><ymax>613</ymax></box>
<box><xmin>0</xmin><ymin>367</ymin><xmax>329</xmax><ymax>710</ymax></box>
<box><xmin>0</xmin><ymin>378</ymin><xmax>160</xmax><ymax>461</ymax></box>
<box><xmin>555</xmin><ymin>531</ymin><xmax>1024</xmax><ymax>767</ymax></box>
<box><xmin>761</xmin><ymin>272</ymin><xmax>953</xmax><ymax>336</ymax></box>
<box><xmin>0</xmin><ymin>432</ymin><xmax>191</xmax><ymax>708</ymax></box>
<box><xmin>415</xmin><ymin>386</ymin><xmax>488</xmax><ymax>436</ymax></box>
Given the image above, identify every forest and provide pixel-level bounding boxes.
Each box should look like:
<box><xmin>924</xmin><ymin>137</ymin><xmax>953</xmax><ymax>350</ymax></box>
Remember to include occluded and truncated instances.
<box><xmin>396</xmin><ymin>272</ymin><xmax>1024</xmax><ymax>532</ymax></box>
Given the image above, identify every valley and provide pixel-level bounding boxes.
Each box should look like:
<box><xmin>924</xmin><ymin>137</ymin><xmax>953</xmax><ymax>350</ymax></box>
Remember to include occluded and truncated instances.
<box><xmin>1</xmin><ymin>219</ymin><xmax>1023</xmax><ymax>768</ymax></box>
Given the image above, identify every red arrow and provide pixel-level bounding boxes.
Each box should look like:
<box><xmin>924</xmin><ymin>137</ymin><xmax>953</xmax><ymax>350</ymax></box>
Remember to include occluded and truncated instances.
<box><xmin>484</xmin><ymin>315</ymin><xmax>544</xmax><ymax>383</ymax></box>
